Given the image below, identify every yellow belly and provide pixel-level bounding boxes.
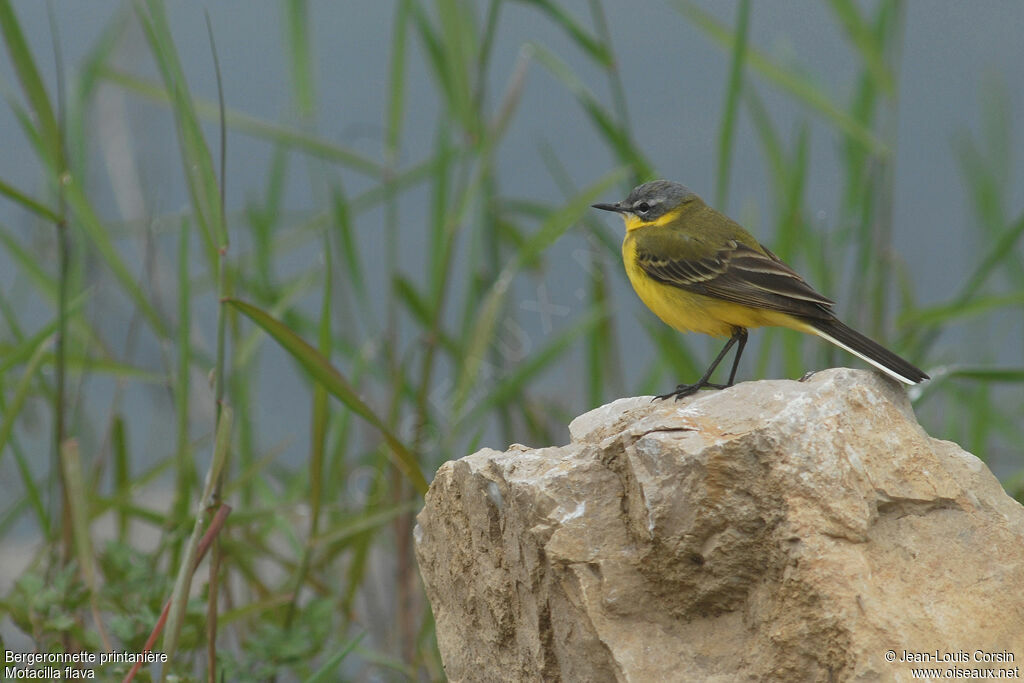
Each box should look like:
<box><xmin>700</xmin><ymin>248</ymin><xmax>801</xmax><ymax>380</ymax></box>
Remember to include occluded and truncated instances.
<box><xmin>622</xmin><ymin>238</ymin><xmax>807</xmax><ymax>337</ymax></box>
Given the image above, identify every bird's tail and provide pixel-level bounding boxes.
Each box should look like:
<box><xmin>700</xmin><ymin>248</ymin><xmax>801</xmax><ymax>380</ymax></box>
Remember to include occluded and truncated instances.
<box><xmin>804</xmin><ymin>317</ymin><xmax>929</xmax><ymax>385</ymax></box>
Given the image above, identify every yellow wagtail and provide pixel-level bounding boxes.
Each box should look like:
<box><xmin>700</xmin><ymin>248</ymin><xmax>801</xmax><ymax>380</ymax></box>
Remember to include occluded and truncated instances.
<box><xmin>593</xmin><ymin>180</ymin><xmax>929</xmax><ymax>400</ymax></box>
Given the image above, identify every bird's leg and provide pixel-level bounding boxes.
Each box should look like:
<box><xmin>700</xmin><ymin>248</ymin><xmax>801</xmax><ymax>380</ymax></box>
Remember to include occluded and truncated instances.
<box><xmin>723</xmin><ymin>328</ymin><xmax>748</xmax><ymax>387</ymax></box>
<box><xmin>655</xmin><ymin>328</ymin><xmax>748</xmax><ymax>401</ymax></box>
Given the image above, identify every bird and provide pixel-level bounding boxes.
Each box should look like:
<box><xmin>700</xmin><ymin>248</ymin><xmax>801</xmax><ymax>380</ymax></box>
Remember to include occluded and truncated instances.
<box><xmin>592</xmin><ymin>180</ymin><xmax>928</xmax><ymax>400</ymax></box>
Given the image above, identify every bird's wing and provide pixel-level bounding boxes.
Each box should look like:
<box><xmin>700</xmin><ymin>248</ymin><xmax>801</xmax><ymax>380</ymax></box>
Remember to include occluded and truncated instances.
<box><xmin>634</xmin><ymin>232</ymin><xmax>835</xmax><ymax>319</ymax></box>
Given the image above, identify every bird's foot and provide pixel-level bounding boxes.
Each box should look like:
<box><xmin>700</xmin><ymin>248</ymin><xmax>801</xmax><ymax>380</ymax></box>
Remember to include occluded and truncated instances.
<box><xmin>653</xmin><ymin>380</ymin><xmax>728</xmax><ymax>402</ymax></box>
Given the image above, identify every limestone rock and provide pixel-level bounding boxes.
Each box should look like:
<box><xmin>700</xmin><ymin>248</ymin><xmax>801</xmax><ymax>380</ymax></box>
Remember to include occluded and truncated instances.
<box><xmin>414</xmin><ymin>369</ymin><xmax>1024</xmax><ymax>682</ymax></box>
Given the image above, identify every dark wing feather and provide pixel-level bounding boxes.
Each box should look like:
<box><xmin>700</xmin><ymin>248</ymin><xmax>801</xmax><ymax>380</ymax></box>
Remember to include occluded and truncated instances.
<box><xmin>636</xmin><ymin>239</ymin><xmax>835</xmax><ymax>319</ymax></box>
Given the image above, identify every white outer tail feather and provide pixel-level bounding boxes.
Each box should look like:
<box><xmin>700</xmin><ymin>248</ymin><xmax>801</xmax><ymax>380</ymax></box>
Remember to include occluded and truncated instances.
<box><xmin>810</xmin><ymin>328</ymin><xmax>916</xmax><ymax>385</ymax></box>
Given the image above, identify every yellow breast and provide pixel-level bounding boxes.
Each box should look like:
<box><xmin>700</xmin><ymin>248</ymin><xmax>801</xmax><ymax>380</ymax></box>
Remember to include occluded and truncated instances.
<box><xmin>621</xmin><ymin>233</ymin><xmax>804</xmax><ymax>337</ymax></box>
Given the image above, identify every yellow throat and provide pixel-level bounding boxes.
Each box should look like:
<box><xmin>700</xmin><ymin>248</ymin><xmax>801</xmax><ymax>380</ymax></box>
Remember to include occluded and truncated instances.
<box><xmin>622</xmin><ymin>205</ymin><xmax>687</xmax><ymax>232</ymax></box>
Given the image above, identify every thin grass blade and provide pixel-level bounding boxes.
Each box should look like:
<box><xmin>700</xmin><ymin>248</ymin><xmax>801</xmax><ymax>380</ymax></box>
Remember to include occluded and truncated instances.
<box><xmin>673</xmin><ymin>0</ymin><xmax>888</xmax><ymax>155</ymax></box>
<box><xmin>225</xmin><ymin>298</ymin><xmax>427</xmax><ymax>493</ymax></box>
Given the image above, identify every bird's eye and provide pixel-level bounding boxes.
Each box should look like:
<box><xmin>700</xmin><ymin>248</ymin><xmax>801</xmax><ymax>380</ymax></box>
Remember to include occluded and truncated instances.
<box><xmin>636</xmin><ymin>202</ymin><xmax>651</xmax><ymax>214</ymax></box>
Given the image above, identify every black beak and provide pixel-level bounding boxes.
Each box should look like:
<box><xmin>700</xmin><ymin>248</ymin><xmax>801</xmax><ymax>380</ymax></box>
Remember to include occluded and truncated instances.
<box><xmin>591</xmin><ymin>202</ymin><xmax>625</xmax><ymax>213</ymax></box>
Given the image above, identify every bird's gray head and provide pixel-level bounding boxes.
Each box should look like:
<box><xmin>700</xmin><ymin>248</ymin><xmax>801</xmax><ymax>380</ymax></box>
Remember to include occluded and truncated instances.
<box><xmin>592</xmin><ymin>180</ymin><xmax>698</xmax><ymax>223</ymax></box>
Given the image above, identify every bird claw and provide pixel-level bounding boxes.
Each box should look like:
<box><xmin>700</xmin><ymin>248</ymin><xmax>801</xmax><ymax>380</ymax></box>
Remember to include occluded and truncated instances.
<box><xmin>653</xmin><ymin>381</ymin><xmax>728</xmax><ymax>401</ymax></box>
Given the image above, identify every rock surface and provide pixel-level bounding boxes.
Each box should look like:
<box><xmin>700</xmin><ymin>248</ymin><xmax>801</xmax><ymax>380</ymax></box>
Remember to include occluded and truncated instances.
<box><xmin>414</xmin><ymin>369</ymin><xmax>1024</xmax><ymax>682</ymax></box>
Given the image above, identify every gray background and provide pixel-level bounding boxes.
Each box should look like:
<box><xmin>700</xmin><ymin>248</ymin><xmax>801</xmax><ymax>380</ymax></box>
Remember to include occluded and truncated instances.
<box><xmin>1</xmin><ymin>1</ymin><xmax>1022</xmax><ymax>484</ymax></box>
